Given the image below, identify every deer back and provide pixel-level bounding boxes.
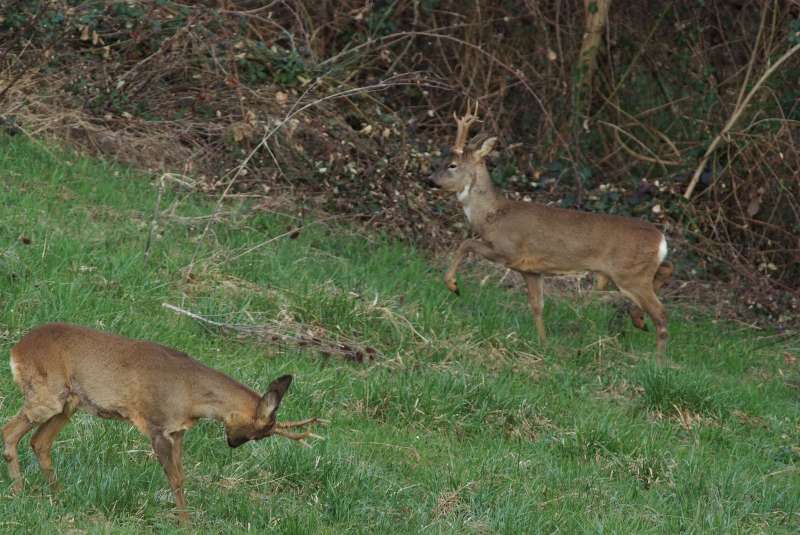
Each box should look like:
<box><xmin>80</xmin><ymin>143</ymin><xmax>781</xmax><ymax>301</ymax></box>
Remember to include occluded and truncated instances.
<box><xmin>480</xmin><ymin>201</ymin><xmax>665</xmax><ymax>275</ymax></box>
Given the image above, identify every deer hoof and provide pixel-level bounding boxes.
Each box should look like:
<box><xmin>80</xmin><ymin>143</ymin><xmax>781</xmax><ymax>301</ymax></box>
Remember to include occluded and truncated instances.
<box><xmin>629</xmin><ymin>309</ymin><xmax>647</xmax><ymax>331</ymax></box>
<box><xmin>177</xmin><ymin>510</ymin><xmax>191</xmax><ymax>525</ymax></box>
<box><xmin>445</xmin><ymin>279</ymin><xmax>459</xmax><ymax>295</ymax></box>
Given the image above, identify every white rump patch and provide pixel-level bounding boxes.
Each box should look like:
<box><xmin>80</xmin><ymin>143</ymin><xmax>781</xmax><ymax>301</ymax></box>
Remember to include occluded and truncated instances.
<box><xmin>658</xmin><ymin>235</ymin><xmax>668</xmax><ymax>263</ymax></box>
<box><xmin>9</xmin><ymin>358</ymin><xmax>19</xmax><ymax>383</ymax></box>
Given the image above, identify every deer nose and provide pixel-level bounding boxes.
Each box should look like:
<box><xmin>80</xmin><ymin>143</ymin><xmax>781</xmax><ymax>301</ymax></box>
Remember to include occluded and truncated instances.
<box><xmin>424</xmin><ymin>176</ymin><xmax>440</xmax><ymax>188</ymax></box>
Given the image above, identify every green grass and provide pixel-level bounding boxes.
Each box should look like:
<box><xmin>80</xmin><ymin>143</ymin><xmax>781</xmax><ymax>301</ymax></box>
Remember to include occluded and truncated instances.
<box><xmin>0</xmin><ymin>135</ymin><xmax>798</xmax><ymax>534</ymax></box>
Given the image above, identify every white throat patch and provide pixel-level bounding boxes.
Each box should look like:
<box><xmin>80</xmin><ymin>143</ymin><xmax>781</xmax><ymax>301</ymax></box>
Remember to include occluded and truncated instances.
<box><xmin>457</xmin><ymin>184</ymin><xmax>472</xmax><ymax>222</ymax></box>
<box><xmin>457</xmin><ymin>183</ymin><xmax>471</xmax><ymax>202</ymax></box>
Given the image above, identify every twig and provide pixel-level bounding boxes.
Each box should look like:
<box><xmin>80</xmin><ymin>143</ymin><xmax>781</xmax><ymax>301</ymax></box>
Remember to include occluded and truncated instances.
<box><xmin>162</xmin><ymin>303</ymin><xmax>381</xmax><ymax>363</ymax></box>
<box><xmin>163</xmin><ymin>303</ymin><xmax>226</xmax><ymax>327</ymax></box>
<box><xmin>733</xmin><ymin>4</ymin><xmax>769</xmax><ymax>113</ymax></box>
<box><xmin>227</xmin><ymin>214</ymin><xmax>344</xmax><ymax>262</ymax></box>
<box><xmin>684</xmin><ymin>42</ymin><xmax>800</xmax><ymax>200</ymax></box>
<box><xmin>599</xmin><ymin>120</ymin><xmax>682</xmax><ymax>168</ymax></box>
<box><xmin>373</xmin><ymin>305</ymin><xmax>430</xmax><ymax>344</ymax></box>
<box><xmin>144</xmin><ymin>173</ymin><xmax>166</xmax><ymax>264</ymax></box>
<box><xmin>0</xmin><ymin>3</ymin><xmax>48</xmax><ymax>105</ymax></box>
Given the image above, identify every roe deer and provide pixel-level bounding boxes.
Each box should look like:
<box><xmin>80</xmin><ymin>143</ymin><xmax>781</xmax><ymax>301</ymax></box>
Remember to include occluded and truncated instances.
<box><xmin>2</xmin><ymin>323</ymin><xmax>324</xmax><ymax>523</ymax></box>
<box><xmin>426</xmin><ymin>104</ymin><xmax>673</xmax><ymax>354</ymax></box>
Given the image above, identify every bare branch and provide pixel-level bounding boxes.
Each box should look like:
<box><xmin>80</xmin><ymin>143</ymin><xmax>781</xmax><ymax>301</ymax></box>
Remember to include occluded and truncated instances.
<box><xmin>684</xmin><ymin>42</ymin><xmax>800</xmax><ymax>200</ymax></box>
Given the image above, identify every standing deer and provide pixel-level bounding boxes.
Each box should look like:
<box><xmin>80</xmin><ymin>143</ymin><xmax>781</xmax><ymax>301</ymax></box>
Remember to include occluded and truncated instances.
<box><xmin>2</xmin><ymin>323</ymin><xmax>323</xmax><ymax>523</ymax></box>
<box><xmin>426</xmin><ymin>104</ymin><xmax>673</xmax><ymax>354</ymax></box>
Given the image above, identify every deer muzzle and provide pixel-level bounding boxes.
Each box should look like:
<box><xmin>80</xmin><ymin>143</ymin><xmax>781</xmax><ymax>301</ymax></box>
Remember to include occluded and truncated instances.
<box><xmin>424</xmin><ymin>174</ymin><xmax>441</xmax><ymax>188</ymax></box>
<box><xmin>226</xmin><ymin>434</ymin><xmax>249</xmax><ymax>448</ymax></box>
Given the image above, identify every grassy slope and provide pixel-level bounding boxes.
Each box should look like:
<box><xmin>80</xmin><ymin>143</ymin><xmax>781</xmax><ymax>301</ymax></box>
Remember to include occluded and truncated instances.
<box><xmin>0</xmin><ymin>136</ymin><xmax>798</xmax><ymax>534</ymax></box>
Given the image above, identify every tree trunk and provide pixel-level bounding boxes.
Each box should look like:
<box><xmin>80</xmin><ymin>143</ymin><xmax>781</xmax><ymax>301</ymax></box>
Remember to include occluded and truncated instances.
<box><xmin>576</xmin><ymin>0</ymin><xmax>612</xmax><ymax>105</ymax></box>
<box><xmin>570</xmin><ymin>0</ymin><xmax>612</xmax><ymax>206</ymax></box>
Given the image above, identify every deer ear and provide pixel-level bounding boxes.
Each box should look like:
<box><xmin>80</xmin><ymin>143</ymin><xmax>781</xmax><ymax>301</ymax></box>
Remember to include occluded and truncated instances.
<box><xmin>257</xmin><ymin>374</ymin><xmax>293</xmax><ymax>424</ymax></box>
<box><xmin>473</xmin><ymin>137</ymin><xmax>497</xmax><ymax>161</ymax></box>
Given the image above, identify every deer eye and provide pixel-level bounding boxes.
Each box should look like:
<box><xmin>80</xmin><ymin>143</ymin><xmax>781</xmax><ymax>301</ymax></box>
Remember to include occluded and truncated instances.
<box><xmin>448</xmin><ymin>163</ymin><xmax>458</xmax><ymax>170</ymax></box>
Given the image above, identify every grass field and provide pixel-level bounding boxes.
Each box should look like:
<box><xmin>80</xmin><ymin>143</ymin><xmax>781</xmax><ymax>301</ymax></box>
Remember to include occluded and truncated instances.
<box><xmin>0</xmin><ymin>135</ymin><xmax>798</xmax><ymax>534</ymax></box>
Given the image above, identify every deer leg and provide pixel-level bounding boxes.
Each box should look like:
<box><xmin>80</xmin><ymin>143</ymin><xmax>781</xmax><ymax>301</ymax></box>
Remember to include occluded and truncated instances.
<box><xmin>445</xmin><ymin>239</ymin><xmax>504</xmax><ymax>295</ymax></box>
<box><xmin>596</xmin><ymin>272</ymin><xmax>647</xmax><ymax>331</ymax></box>
<box><xmin>170</xmin><ymin>430</ymin><xmax>186</xmax><ymax>519</ymax></box>
<box><xmin>594</xmin><ymin>272</ymin><xmax>609</xmax><ymax>292</ymax></box>
<box><xmin>523</xmin><ymin>273</ymin><xmax>546</xmax><ymax>342</ymax></box>
<box><xmin>151</xmin><ymin>431</ymin><xmax>189</xmax><ymax>524</ymax></box>
<box><xmin>616</xmin><ymin>280</ymin><xmax>668</xmax><ymax>357</ymax></box>
<box><xmin>3</xmin><ymin>398</ymin><xmax>62</xmax><ymax>495</ymax></box>
<box><xmin>639</xmin><ymin>291</ymin><xmax>668</xmax><ymax>357</ymax></box>
<box><xmin>653</xmin><ymin>261</ymin><xmax>674</xmax><ymax>293</ymax></box>
<box><xmin>30</xmin><ymin>409</ymin><xmax>73</xmax><ymax>490</ymax></box>
<box><xmin>629</xmin><ymin>261</ymin><xmax>673</xmax><ymax>333</ymax></box>
<box><xmin>171</xmin><ymin>431</ymin><xmax>184</xmax><ymax>473</ymax></box>
<box><xmin>2</xmin><ymin>412</ymin><xmax>35</xmax><ymax>494</ymax></box>
<box><xmin>628</xmin><ymin>306</ymin><xmax>648</xmax><ymax>331</ymax></box>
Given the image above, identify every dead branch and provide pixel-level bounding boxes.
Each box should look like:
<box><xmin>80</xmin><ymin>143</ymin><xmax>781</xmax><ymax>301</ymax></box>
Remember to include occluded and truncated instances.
<box><xmin>162</xmin><ymin>303</ymin><xmax>380</xmax><ymax>363</ymax></box>
<box><xmin>684</xmin><ymin>41</ymin><xmax>800</xmax><ymax>200</ymax></box>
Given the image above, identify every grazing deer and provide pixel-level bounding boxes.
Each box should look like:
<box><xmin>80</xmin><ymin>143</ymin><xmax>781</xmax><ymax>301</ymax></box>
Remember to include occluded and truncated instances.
<box><xmin>2</xmin><ymin>323</ymin><xmax>323</xmax><ymax>523</ymax></box>
<box><xmin>426</xmin><ymin>104</ymin><xmax>673</xmax><ymax>354</ymax></box>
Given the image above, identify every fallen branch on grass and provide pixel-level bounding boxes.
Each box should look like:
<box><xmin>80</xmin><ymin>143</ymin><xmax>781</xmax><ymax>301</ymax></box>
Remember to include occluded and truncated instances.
<box><xmin>162</xmin><ymin>303</ymin><xmax>379</xmax><ymax>363</ymax></box>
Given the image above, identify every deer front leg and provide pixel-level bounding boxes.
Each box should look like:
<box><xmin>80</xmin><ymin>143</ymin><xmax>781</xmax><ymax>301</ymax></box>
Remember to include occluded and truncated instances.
<box><xmin>445</xmin><ymin>239</ymin><xmax>504</xmax><ymax>295</ymax></box>
<box><xmin>151</xmin><ymin>431</ymin><xmax>189</xmax><ymax>524</ymax></box>
<box><xmin>523</xmin><ymin>273</ymin><xmax>546</xmax><ymax>342</ymax></box>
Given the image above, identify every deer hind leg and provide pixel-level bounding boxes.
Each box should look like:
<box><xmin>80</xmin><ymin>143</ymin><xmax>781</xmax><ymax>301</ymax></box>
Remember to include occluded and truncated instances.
<box><xmin>3</xmin><ymin>412</ymin><xmax>35</xmax><ymax>494</ymax></box>
<box><xmin>3</xmin><ymin>395</ymin><xmax>64</xmax><ymax>495</ymax></box>
<box><xmin>3</xmin><ymin>383</ymin><xmax>68</xmax><ymax>494</ymax></box>
<box><xmin>30</xmin><ymin>405</ymin><xmax>75</xmax><ymax>490</ymax></box>
<box><xmin>594</xmin><ymin>272</ymin><xmax>610</xmax><ymax>292</ymax></box>
<box><xmin>628</xmin><ymin>306</ymin><xmax>648</xmax><ymax>331</ymax></box>
<box><xmin>616</xmin><ymin>279</ymin><xmax>668</xmax><ymax>356</ymax></box>
<box><xmin>640</xmin><ymin>291</ymin><xmax>668</xmax><ymax>356</ymax></box>
<box><xmin>628</xmin><ymin>261</ymin><xmax>674</xmax><ymax>332</ymax></box>
<box><xmin>151</xmin><ymin>431</ymin><xmax>188</xmax><ymax>524</ymax></box>
<box><xmin>444</xmin><ymin>239</ymin><xmax>503</xmax><ymax>295</ymax></box>
<box><xmin>595</xmin><ymin>271</ymin><xmax>647</xmax><ymax>331</ymax></box>
<box><xmin>523</xmin><ymin>273</ymin><xmax>546</xmax><ymax>342</ymax></box>
<box><xmin>653</xmin><ymin>261</ymin><xmax>674</xmax><ymax>293</ymax></box>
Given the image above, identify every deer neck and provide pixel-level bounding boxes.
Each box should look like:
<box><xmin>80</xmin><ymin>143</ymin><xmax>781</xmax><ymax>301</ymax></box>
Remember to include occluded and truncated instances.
<box><xmin>456</xmin><ymin>166</ymin><xmax>501</xmax><ymax>230</ymax></box>
<box><xmin>190</xmin><ymin>368</ymin><xmax>262</xmax><ymax>425</ymax></box>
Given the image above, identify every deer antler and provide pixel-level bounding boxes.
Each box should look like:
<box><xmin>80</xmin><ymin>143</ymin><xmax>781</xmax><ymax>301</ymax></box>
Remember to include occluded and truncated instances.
<box><xmin>452</xmin><ymin>100</ymin><xmax>480</xmax><ymax>155</ymax></box>
<box><xmin>273</xmin><ymin>417</ymin><xmax>328</xmax><ymax>446</ymax></box>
